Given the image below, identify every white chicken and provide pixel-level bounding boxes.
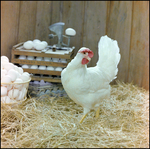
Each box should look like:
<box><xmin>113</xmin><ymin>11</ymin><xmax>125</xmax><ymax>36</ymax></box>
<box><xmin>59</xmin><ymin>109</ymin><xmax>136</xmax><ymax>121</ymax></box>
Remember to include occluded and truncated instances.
<box><xmin>61</xmin><ymin>35</ymin><xmax>121</xmax><ymax>123</ymax></box>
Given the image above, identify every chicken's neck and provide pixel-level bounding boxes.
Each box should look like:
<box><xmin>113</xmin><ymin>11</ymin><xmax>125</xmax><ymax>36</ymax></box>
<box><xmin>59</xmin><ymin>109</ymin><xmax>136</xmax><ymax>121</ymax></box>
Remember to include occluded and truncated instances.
<box><xmin>66</xmin><ymin>55</ymin><xmax>87</xmax><ymax>72</ymax></box>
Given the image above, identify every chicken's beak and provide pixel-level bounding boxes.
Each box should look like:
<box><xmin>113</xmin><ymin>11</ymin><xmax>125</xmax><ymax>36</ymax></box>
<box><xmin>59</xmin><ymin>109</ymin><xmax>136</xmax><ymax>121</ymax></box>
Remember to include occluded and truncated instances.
<box><xmin>84</xmin><ymin>54</ymin><xmax>91</xmax><ymax>61</ymax></box>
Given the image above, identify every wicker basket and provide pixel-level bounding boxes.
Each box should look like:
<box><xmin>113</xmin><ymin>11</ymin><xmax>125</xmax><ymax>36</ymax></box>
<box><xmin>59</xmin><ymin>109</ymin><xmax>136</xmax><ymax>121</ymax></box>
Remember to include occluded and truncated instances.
<box><xmin>1</xmin><ymin>78</ymin><xmax>31</xmax><ymax>105</ymax></box>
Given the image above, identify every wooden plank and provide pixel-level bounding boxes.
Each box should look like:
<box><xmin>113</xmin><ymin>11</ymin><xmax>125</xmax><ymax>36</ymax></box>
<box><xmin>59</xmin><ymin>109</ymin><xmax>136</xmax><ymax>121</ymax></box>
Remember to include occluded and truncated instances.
<box><xmin>1</xmin><ymin>1</ymin><xmax>20</xmax><ymax>60</ymax></box>
<box><xmin>12</xmin><ymin>59</ymin><xmax>67</xmax><ymax>67</ymax></box>
<box><xmin>128</xmin><ymin>1</ymin><xmax>149</xmax><ymax>90</ymax></box>
<box><xmin>35</xmin><ymin>1</ymin><xmax>52</xmax><ymax>45</ymax></box>
<box><xmin>11</xmin><ymin>49</ymin><xmax>72</xmax><ymax>59</ymax></box>
<box><xmin>22</xmin><ymin>69</ymin><xmax>61</xmax><ymax>75</ymax></box>
<box><xmin>18</xmin><ymin>1</ymin><xmax>37</xmax><ymax>42</ymax></box>
<box><xmin>83</xmin><ymin>1</ymin><xmax>107</xmax><ymax>67</ymax></box>
<box><xmin>106</xmin><ymin>1</ymin><xmax>132</xmax><ymax>83</ymax></box>
<box><xmin>49</xmin><ymin>1</ymin><xmax>62</xmax><ymax>46</ymax></box>
<box><xmin>62</xmin><ymin>1</ymin><xmax>85</xmax><ymax>57</ymax></box>
<box><xmin>31</xmin><ymin>76</ymin><xmax>61</xmax><ymax>83</ymax></box>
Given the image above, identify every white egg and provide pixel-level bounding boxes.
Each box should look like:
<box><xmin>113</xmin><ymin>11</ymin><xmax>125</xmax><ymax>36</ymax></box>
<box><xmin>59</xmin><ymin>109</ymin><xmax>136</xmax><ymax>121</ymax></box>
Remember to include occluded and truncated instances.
<box><xmin>35</xmin><ymin>42</ymin><xmax>45</xmax><ymax>50</ymax></box>
<box><xmin>1</xmin><ymin>86</ymin><xmax>8</xmax><ymax>96</ymax></box>
<box><xmin>14</xmin><ymin>78</ymin><xmax>23</xmax><ymax>89</ymax></box>
<box><xmin>21</xmin><ymin>87</ymin><xmax>27</xmax><ymax>97</ymax></box>
<box><xmin>1</xmin><ymin>96</ymin><xmax>11</xmax><ymax>103</ymax></box>
<box><xmin>22</xmin><ymin>64</ymin><xmax>29</xmax><ymax>69</ymax></box>
<box><xmin>1</xmin><ymin>69</ymin><xmax>7</xmax><ymax>79</ymax></box>
<box><xmin>47</xmin><ymin>66</ymin><xmax>54</xmax><ymax>71</ymax></box>
<box><xmin>52</xmin><ymin>58</ymin><xmax>59</xmax><ymax>62</ymax></box>
<box><xmin>41</xmin><ymin>41</ymin><xmax>48</xmax><ymax>48</ymax></box>
<box><xmin>7</xmin><ymin>69</ymin><xmax>18</xmax><ymax>82</ymax></box>
<box><xmin>65</xmin><ymin>28</ymin><xmax>76</xmax><ymax>36</ymax></box>
<box><xmin>18</xmin><ymin>67</ymin><xmax>24</xmax><ymax>74</ymax></box>
<box><xmin>23</xmin><ymin>72</ymin><xmax>30</xmax><ymax>77</ymax></box>
<box><xmin>23</xmin><ymin>40</ymin><xmax>34</xmax><ymax>50</ymax></box>
<box><xmin>39</xmin><ymin>65</ymin><xmax>46</xmax><ymax>70</ymax></box>
<box><xmin>36</xmin><ymin>57</ymin><xmax>43</xmax><ymax>61</ymax></box>
<box><xmin>18</xmin><ymin>55</ymin><xmax>26</xmax><ymax>60</ymax></box>
<box><xmin>30</xmin><ymin>65</ymin><xmax>38</xmax><ymax>69</ymax></box>
<box><xmin>55</xmin><ymin>67</ymin><xmax>62</xmax><ymax>71</ymax></box>
<box><xmin>27</xmin><ymin>56</ymin><xmax>34</xmax><ymax>60</ymax></box>
<box><xmin>8</xmin><ymin>89</ymin><xmax>20</xmax><ymax>99</ymax></box>
<box><xmin>61</xmin><ymin>59</ymin><xmax>67</xmax><ymax>63</ymax></box>
<box><xmin>1</xmin><ymin>56</ymin><xmax>9</xmax><ymax>63</ymax></box>
<box><xmin>3</xmin><ymin>62</ymin><xmax>14</xmax><ymax>71</ymax></box>
<box><xmin>17</xmin><ymin>91</ymin><xmax>24</xmax><ymax>100</ymax></box>
<box><xmin>1</xmin><ymin>75</ymin><xmax>12</xmax><ymax>83</ymax></box>
<box><xmin>33</xmin><ymin>39</ymin><xmax>41</xmax><ymax>48</ymax></box>
<box><xmin>44</xmin><ymin>57</ymin><xmax>51</xmax><ymax>61</ymax></box>
<box><xmin>20</xmin><ymin>73</ymin><xmax>30</xmax><ymax>82</ymax></box>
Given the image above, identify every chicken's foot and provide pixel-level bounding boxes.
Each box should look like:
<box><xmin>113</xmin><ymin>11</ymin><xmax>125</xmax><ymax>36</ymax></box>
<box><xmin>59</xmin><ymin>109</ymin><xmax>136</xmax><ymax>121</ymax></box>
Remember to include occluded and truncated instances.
<box><xmin>79</xmin><ymin>114</ymin><xmax>88</xmax><ymax>123</ymax></box>
<box><xmin>95</xmin><ymin>107</ymin><xmax>100</xmax><ymax>118</ymax></box>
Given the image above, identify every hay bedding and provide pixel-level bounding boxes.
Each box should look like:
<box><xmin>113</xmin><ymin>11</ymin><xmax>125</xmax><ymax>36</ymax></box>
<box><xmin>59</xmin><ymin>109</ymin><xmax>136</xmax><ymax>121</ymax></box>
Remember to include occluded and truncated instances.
<box><xmin>1</xmin><ymin>81</ymin><xmax>149</xmax><ymax>148</ymax></box>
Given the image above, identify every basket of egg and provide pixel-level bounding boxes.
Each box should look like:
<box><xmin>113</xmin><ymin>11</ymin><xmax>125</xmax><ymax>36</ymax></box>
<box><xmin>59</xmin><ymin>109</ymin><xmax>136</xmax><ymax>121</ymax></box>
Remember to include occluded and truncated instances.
<box><xmin>1</xmin><ymin>56</ymin><xmax>31</xmax><ymax>104</ymax></box>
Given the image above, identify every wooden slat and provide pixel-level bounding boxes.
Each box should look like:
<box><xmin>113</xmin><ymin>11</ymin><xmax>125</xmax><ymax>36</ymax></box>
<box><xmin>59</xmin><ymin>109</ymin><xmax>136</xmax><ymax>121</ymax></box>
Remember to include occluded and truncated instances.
<box><xmin>128</xmin><ymin>1</ymin><xmax>149</xmax><ymax>90</ymax></box>
<box><xmin>49</xmin><ymin>1</ymin><xmax>62</xmax><ymax>46</ymax></box>
<box><xmin>83</xmin><ymin>1</ymin><xmax>107</xmax><ymax>67</ymax></box>
<box><xmin>35</xmin><ymin>1</ymin><xmax>52</xmax><ymax>45</ymax></box>
<box><xmin>11</xmin><ymin>49</ymin><xmax>72</xmax><ymax>59</ymax></box>
<box><xmin>22</xmin><ymin>69</ymin><xmax>61</xmax><ymax>76</ymax></box>
<box><xmin>31</xmin><ymin>76</ymin><xmax>61</xmax><ymax>83</ymax></box>
<box><xmin>106</xmin><ymin>1</ymin><xmax>132</xmax><ymax>83</ymax></box>
<box><xmin>62</xmin><ymin>1</ymin><xmax>85</xmax><ymax>57</ymax></box>
<box><xmin>12</xmin><ymin>59</ymin><xmax>67</xmax><ymax>67</ymax></box>
<box><xmin>1</xmin><ymin>1</ymin><xmax>20</xmax><ymax>60</ymax></box>
<box><xmin>18</xmin><ymin>1</ymin><xmax>37</xmax><ymax>42</ymax></box>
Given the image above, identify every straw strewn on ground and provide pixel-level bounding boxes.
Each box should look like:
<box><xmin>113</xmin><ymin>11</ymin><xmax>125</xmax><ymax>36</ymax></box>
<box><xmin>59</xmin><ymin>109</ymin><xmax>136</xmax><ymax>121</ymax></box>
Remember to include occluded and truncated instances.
<box><xmin>1</xmin><ymin>81</ymin><xmax>149</xmax><ymax>148</ymax></box>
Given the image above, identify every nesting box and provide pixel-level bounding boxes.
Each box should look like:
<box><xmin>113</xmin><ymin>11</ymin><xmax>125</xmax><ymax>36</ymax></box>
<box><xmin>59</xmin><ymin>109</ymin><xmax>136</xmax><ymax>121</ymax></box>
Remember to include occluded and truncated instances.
<box><xmin>11</xmin><ymin>42</ymin><xmax>74</xmax><ymax>83</ymax></box>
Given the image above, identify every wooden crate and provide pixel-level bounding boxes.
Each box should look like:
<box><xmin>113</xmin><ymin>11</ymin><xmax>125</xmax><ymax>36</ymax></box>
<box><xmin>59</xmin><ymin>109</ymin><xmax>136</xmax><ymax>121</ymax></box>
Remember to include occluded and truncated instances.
<box><xmin>11</xmin><ymin>42</ymin><xmax>74</xmax><ymax>83</ymax></box>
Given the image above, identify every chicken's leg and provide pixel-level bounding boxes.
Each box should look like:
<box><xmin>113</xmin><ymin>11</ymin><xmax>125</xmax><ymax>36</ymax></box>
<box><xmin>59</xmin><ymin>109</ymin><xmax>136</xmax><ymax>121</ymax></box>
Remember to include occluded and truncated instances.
<box><xmin>95</xmin><ymin>107</ymin><xmax>100</xmax><ymax>118</ymax></box>
<box><xmin>79</xmin><ymin>114</ymin><xmax>88</xmax><ymax>123</ymax></box>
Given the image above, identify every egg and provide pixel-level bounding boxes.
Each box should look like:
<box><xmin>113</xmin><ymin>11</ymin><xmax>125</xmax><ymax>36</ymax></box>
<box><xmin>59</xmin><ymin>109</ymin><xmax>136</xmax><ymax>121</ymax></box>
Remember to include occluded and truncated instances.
<box><xmin>60</xmin><ymin>59</ymin><xmax>67</xmax><ymax>63</ymax></box>
<box><xmin>23</xmin><ymin>40</ymin><xmax>34</xmax><ymax>50</ymax></box>
<box><xmin>55</xmin><ymin>67</ymin><xmax>63</xmax><ymax>71</ymax></box>
<box><xmin>35</xmin><ymin>42</ymin><xmax>45</xmax><ymax>50</ymax></box>
<box><xmin>21</xmin><ymin>87</ymin><xmax>27</xmax><ymax>97</ymax></box>
<box><xmin>1</xmin><ymin>86</ymin><xmax>8</xmax><ymax>96</ymax></box>
<box><xmin>47</xmin><ymin>66</ymin><xmax>54</xmax><ymax>71</ymax></box>
<box><xmin>2</xmin><ymin>62</ymin><xmax>14</xmax><ymax>71</ymax></box>
<box><xmin>1</xmin><ymin>75</ymin><xmax>12</xmax><ymax>83</ymax></box>
<box><xmin>1</xmin><ymin>56</ymin><xmax>9</xmax><ymax>63</ymax></box>
<box><xmin>39</xmin><ymin>65</ymin><xmax>46</xmax><ymax>70</ymax></box>
<box><xmin>8</xmin><ymin>89</ymin><xmax>20</xmax><ymax>99</ymax></box>
<box><xmin>44</xmin><ymin>57</ymin><xmax>51</xmax><ymax>61</ymax></box>
<box><xmin>22</xmin><ymin>64</ymin><xmax>30</xmax><ymax>69</ymax></box>
<box><xmin>30</xmin><ymin>65</ymin><xmax>38</xmax><ymax>69</ymax></box>
<box><xmin>27</xmin><ymin>56</ymin><xmax>34</xmax><ymax>60</ymax></box>
<box><xmin>14</xmin><ymin>78</ymin><xmax>23</xmax><ymax>89</ymax></box>
<box><xmin>52</xmin><ymin>58</ymin><xmax>59</xmax><ymax>62</ymax></box>
<box><xmin>18</xmin><ymin>55</ymin><xmax>26</xmax><ymax>60</ymax></box>
<box><xmin>20</xmin><ymin>72</ymin><xmax>30</xmax><ymax>82</ymax></box>
<box><xmin>17</xmin><ymin>91</ymin><xmax>24</xmax><ymax>100</ymax></box>
<box><xmin>41</xmin><ymin>41</ymin><xmax>48</xmax><ymax>48</ymax></box>
<box><xmin>18</xmin><ymin>67</ymin><xmax>24</xmax><ymax>74</ymax></box>
<box><xmin>1</xmin><ymin>96</ymin><xmax>11</xmax><ymax>103</ymax></box>
<box><xmin>33</xmin><ymin>39</ymin><xmax>41</xmax><ymax>48</ymax></box>
<box><xmin>36</xmin><ymin>57</ymin><xmax>43</xmax><ymax>61</ymax></box>
<box><xmin>1</xmin><ymin>69</ymin><xmax>7</xmax><ymax>79</ymax></box>
<box><xmin>65</xmin><ymin>28</ymin><xmax>76</xmax><ymax>36</ymax></box>
<box><xmin>7</xmin><ymin>69</ymin><xmax>18</xmax><ymax>82</ymax></box>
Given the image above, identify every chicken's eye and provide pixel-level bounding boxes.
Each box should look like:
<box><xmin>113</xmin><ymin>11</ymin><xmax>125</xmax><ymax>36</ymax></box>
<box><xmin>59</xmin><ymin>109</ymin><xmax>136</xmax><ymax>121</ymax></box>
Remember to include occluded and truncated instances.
<box><xmin>83</xmin><ymin>52</ymin><xmax>86</xmax><ymax>54</ymax></box>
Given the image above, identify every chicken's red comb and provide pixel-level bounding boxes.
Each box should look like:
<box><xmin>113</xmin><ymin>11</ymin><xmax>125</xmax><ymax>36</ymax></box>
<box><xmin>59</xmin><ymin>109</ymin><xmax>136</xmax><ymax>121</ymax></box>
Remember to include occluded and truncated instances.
<box><xmin>78</xmin><ymin>48</ymin><xmax>94</xmax><ymax>58</ymax></box>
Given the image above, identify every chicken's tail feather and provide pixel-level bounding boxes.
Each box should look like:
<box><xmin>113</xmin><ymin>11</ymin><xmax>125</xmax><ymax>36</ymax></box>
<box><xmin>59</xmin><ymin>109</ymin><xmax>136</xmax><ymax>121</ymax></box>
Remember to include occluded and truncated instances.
<box><xmin>96</xmin><ymin>35</ymin><xmax>121</xmax><ymax>82</ymax></box>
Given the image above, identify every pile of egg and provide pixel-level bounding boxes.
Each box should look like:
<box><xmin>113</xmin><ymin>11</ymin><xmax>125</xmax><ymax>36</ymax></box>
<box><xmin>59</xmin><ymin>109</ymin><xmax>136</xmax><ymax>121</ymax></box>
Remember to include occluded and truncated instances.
<box><xmin>23</xmin><ymin>39</ymin><xmax>48</xmax><ymax>51</ymax></box>
<box><xmin>1</xmin><ymin>56</ymin><xmax>31</xmax><ymax>103</ymax></box>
